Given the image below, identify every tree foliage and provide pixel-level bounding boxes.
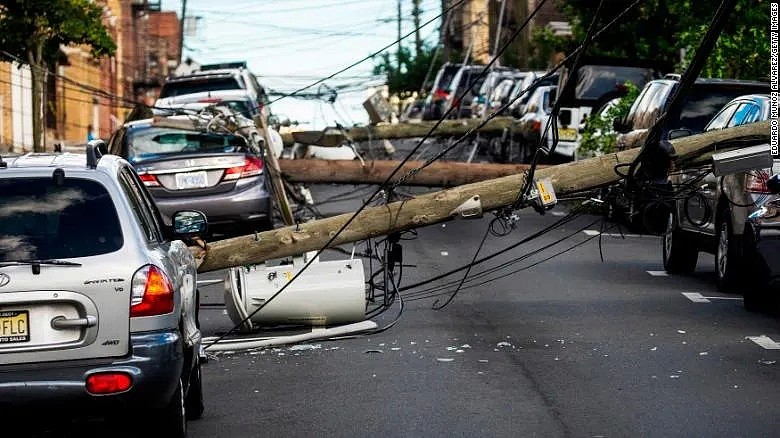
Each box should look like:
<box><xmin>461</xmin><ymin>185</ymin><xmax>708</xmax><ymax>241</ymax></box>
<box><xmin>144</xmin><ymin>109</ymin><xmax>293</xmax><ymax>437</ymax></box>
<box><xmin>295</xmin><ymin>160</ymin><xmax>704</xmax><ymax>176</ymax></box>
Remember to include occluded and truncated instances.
<box><xmin>554</xmin><ymin>0</ymin><xmax>768</xmax><ymax>81</ymax></box>
<box><xmin>0</xmin><ymin>0</ymin><xmax>116</xmax><ymax>64</ymax></box>
<box><xmin>373</xmin><ymin>44</ymin><xmax>443</xmax><ymax>95</ymax></box>
<box><xmin>578</xmin><ymin>81</ymin><xmax>640</xmax><ymax>156</ymax></box>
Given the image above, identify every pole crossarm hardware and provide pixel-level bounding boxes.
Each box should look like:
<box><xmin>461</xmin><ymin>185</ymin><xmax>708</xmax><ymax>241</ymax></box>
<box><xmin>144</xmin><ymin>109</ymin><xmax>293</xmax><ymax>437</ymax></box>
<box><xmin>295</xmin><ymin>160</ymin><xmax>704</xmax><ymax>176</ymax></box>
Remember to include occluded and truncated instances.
<box><xmin>193</xmin><ymin>121</ymin><xmax>768</xmax><ymax>273</ymax></box>
<box><xmin>279</xmin><ymin>117</ymin><xmax>520</xmax><ymax>147</ymax></box>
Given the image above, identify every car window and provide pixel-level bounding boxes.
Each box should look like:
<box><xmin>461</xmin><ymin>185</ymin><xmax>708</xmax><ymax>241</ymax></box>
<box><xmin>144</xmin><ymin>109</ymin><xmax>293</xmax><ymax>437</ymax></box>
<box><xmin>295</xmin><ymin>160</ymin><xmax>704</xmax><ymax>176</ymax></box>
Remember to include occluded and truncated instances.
<box><xmin>118</xmin><ymin>169</ymin><xmax>159</xmax><ymax>243</ymax></box>
<box><xmin>743</xmin><ymin>104</ymin><xmax>763</xmax><ymax>124</ymax></box>
<box><xmin>727</xmin><ymin>103</ymin><xmax>755</xmax><ymax>127</ymax></box>
<box><xmin>0</xmin><ymin>177</ymin><xmax>123</xmax><ymax>261</ymax></box>
<box><xmin>704</xmin><ymin>102</ymin><xmax>738</xmax><ymax>131</ymax></box>
<box><xmin>671</xmin><ymin>87</ymin><xmax>765</xmax><ymax>133</ymax></box>
<box><xmin>574</xmin><ymin>65</ymin><xmax>657</xmax><ymax>101</ymax></box>
<box><xmin>159</xmin><ymin>77</ymin><xmax>242</xmax><ymax>98</ymax></box>
<box><xmin>631</xmin><ymin>83</ymin><xmax>664</xmax><ymax>130</ymax></box>
<box><xmin>125</xmin><ymin>126</ymin><xmax>249</xmax><ymax>164</ymax></box>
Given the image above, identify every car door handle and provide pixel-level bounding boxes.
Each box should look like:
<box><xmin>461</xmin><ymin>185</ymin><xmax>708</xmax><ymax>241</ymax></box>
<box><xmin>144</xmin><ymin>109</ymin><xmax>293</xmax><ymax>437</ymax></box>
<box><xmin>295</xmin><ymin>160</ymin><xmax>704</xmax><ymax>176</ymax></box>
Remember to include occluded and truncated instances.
<box><xmin>51</xmin><ymin>315</ymin><xmax>97</xmax><ymax>330</ymax></box>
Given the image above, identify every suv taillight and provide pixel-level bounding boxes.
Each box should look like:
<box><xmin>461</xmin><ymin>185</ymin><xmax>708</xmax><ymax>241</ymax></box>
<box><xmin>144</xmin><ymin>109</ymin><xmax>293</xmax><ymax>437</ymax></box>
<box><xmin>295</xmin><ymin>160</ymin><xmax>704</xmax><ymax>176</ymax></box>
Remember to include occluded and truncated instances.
<box><xmin>746</xmin><ymin>170</ymin><xmax>770</xmax><ymax>194</ymax></box>
<box><xmin>131</xmin><ymin>265</ymin><xmax>174</xmax><ymax>317</ymax></box>
<box><xmin>138</xmin><ymin>173</ymin><xmax>160</xmax><ymax>187</ymax></box>
<box><xmin>223</xmin><ymin>155</ymin><xmax>263</xmax><ymax>181</ymax></box>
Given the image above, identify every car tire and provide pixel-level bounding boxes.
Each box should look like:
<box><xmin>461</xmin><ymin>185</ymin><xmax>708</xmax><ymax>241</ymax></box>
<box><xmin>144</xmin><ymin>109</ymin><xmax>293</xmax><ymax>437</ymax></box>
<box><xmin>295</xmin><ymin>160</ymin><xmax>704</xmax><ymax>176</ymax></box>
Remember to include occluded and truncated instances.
<box><xmin>715</xmin><ymin>206</ymin><xmax>740</xmax><ymax>292</ymax></box>
<box><xmin>185</xmin><ymin>360</ymin><xmax>204</xmax><ymax>421</ymax></box>
<box><xmin>662</xmin><ymin>213</ymin><xmax>698</xmax><ymax>274</ymax></box>
<box><xmin>158</xmin><ymin>378</ymin><xmax>187</xmax><ymax>438</ymax></box>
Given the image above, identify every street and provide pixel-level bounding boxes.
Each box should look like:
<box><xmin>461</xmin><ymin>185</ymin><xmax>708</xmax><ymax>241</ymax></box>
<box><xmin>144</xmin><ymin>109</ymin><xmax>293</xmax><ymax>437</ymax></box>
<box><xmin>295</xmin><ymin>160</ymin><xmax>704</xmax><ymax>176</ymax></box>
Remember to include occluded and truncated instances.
<box><xmin>186</xmin><ymin>186</ymin><xmax>780</xmax><ymax>438</ymax></box>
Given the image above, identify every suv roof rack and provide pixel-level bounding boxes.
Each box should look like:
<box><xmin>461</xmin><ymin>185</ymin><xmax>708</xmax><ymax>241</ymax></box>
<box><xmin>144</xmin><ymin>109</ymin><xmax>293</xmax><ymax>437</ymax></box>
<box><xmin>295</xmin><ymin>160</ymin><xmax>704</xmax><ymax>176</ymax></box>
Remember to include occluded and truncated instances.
<box><xmin>200</xmin><ymin>62</ymin><xmax>247</xmax><ymax>71</ymax></box>
<box><xmin>86</xmin><ymin>140</ymin><xmax>104</xmax><ymax>169</ymax></box>
<box><xmin>664</xmin><ymin>73</ymin><xmax>682</xmax><ymax>80</ymax></box>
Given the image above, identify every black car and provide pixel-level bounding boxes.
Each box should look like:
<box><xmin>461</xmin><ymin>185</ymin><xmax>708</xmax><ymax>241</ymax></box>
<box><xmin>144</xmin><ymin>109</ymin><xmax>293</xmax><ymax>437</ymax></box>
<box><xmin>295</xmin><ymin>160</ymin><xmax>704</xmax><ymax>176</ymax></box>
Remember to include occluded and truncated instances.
<box><xmin>743</xmin><ymin>174</ymin><xmax>780</xmax><ymax>312</ymax></box>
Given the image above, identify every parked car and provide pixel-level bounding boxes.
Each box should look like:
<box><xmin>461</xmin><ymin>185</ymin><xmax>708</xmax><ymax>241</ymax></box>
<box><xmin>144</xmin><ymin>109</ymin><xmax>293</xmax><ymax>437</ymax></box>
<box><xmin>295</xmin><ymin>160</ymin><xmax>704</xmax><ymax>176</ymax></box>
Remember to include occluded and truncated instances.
<box><xmin>107</xmin><ymin>116</ymin><xmax>275</xmax><ymax>236</ymax></box>
<box><xmin>507</xmin><ymin>71</ymin><xmax>558</xmax><ymax>118</ymax></box>
<box><xmin>154</xmin><ymin>89</ymin><xmax>262</xmax><ymax>120</ymax></box>
<box><xmin>444</xmin><ymin>64</ymin><xmax>489</xmax><ymax>119</ymax></box>
<box><xmin>742</xmin><ymin>174</ymin><xmax>780</xmax><ymax>312</ymax></box>
<box><xmin>421</xmin><ymin>62</ymin><xmax>462</xmax><ymax>121</ymax></box>
<box><xmin>662</xmin><ymin>94</ymin><xmax>776</xmax><ymax>292</ymax></box>
<box><xmin>470</xmin><ymin>67</ymin><xmax>522</xmax><ymax>119</ymax></box>
<box><xmin>614</xmin><ymin>78</ymin><xmax>770</xmax><ymax>149</ymax></box>
<box><xmin>554</xmin><ymin>57</ymin><xmax>671</xmax><ymax>162</ymax></box>
<box><xmin>160</xmin><ymin>62</ymin><xmax>270</xmax><ymax>113</ymax></box>
<box><xmin>0</xmin><ymin>146</ymin><xmax>206</xmax><ymax>436</ymax></box>
<box><xmin>509</xmin><ymin>85</ymin><xmax>557</xmax><ymax>163</ymax></box>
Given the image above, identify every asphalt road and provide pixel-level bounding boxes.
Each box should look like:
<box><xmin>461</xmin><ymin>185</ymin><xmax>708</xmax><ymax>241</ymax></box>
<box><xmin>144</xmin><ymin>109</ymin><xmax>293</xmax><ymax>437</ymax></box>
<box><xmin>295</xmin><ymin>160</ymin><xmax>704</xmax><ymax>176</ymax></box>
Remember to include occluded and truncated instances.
<box><xmin>185</xmin><ymin>182</ymin><xmax>780</xmax><ymax>438</ymax></box>
<box><xmin>25</xmin><ymin>141</ymin><xmax>780</xmax><ymax>437</ymax></box>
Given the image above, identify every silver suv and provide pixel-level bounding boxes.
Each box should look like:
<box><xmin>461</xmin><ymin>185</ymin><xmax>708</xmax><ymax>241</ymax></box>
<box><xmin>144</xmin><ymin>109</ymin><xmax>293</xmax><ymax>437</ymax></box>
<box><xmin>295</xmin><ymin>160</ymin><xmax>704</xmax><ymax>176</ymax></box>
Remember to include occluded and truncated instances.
<box><xmin>0</xmin><ymin>146</ymin><xmax>206</xmax><ymax>436</ymax></box>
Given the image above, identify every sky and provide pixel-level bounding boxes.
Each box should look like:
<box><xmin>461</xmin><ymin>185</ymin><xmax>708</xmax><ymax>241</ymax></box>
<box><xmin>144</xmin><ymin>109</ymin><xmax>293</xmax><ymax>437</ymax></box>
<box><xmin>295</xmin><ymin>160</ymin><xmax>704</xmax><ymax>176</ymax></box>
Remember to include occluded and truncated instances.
<box><xmin>161</xmin><ymin>0</ymin><xmax>442</xmax><ymax>130</ymax></box>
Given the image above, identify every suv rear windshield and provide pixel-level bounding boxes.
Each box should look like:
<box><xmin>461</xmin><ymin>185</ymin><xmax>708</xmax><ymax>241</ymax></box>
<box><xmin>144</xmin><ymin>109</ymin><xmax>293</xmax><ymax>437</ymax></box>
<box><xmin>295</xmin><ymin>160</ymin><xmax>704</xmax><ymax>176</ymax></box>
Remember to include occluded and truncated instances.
<box><xmin>0</xmin><ymin>178</ymin><xmax>123</xmax><ymax>261</ymax></box>
<box><xmin>671</xmin><ymin>85</ymin><xmax>770</xmax><ymax>132</ymax></box>
<box><xmin>574</xmin><ymin>66</ymin><xmax>658</xmax><ymax>101</ymax></box>
<box><xmin>126</xmin><ymin>127</ymin><xmax>249</xmax><ymax>163</ymax></box>
<box><xmin>432</xmin><ymin>65</ymin><xmax>462</xmax><ymax>92</ymax></box>
<box><xmin>159</xmin><ymin>77</ymin><xmax>243</xmax><ymax>98</ymax></box>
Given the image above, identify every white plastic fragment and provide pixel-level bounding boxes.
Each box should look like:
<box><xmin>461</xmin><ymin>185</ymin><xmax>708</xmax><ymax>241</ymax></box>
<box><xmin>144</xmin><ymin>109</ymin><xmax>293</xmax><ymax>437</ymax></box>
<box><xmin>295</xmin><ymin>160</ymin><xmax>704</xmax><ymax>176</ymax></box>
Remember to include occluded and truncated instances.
<box><xmin>446</xmin><ymin>346</ymin><xmax>457</xmax><ymax>351</ymax></box>
<box><xmin>456</xmin><ymin>349</ymin><xmax>465</xmax><ymax>353</ymax></box>
<box><xmin>650</xmin><ymin>347</ymin><xmax>657</xmax><ymax>351</ymax></box>
<box><xmin>437</xmin><ymin>357</ymin><xmax>454</xmax><ymax>362</ymax></box>
<box><xmin>677</xmin><ymin>330</ymin><xmax>687</xmax><ymax>334</ymax></box>
<box><xmin>478</xmin><ymin>359</ymin><xmax>489</xmax><ymax>363</ymax></box>
<box><xmin>669</xmin><ymin>375</ymin><xmax>680</xmax><ymax>379</ymax></box>
<box><xmin>496</xmin><ymin>341</ymin><xmax>512</xmax><ymax>348</ymax></box>
<box><xmin>288</xmin><ymin>344</ymin><xmax>322</xmax><ymax>351</ymax></box>
<box><xmin>758</xmin><ymin>359</ymin><xmax>776</xmax><ymax>365</ymax></box>
<box><xmin>441</xmin><ymin>251</ymin><xmax>449</xmax><ymax>256</ymax></box>
<box><xmin>699</xmin><ymin>352</ymin><xmax>709</xmax><ymax>356</ymax></box>
<box><xmin>460</xmin><ymin>344</ymin><xmax>471</xmax><ymax>349</ymax></box>
<box><xmin>391</xmin><ymin>347</ymin><xmax>401</xmax><ymax>351</ymax></box>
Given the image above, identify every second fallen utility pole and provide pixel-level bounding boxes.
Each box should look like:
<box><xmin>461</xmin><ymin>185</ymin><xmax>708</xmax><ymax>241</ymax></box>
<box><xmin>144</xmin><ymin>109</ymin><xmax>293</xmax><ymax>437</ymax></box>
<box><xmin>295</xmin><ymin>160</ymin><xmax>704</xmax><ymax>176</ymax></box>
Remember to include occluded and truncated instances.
<box><xmin>278</xmin><ymin>159</ymin><xmax>544</xmax><ymax>187</ymax></box>
<box><xmin>193</xmin><ymin>121</ymin><xmax>768</xmax><ymax>273</ymax></box>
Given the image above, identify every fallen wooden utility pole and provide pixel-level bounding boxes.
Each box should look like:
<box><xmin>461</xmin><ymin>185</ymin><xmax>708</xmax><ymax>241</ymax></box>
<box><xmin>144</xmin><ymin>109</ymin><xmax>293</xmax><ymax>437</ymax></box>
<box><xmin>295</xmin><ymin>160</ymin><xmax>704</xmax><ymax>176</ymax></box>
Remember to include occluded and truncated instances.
<box><xmin>279</xmin><ymin>117</ymin><xmax>519</xmax><ymax>147</ymax></box>
<box><xmin>278</xmin><ymin>159</ymin><xmax>546</xmax><ymax>187</ymax></box>
<box><xmin>254</xmin><ymin>115</ymin><xmax>295</xmax><ymax>225</ymax></box>
<box><xmin>194</xmin><ymin>122</ymin><xmax>768</xmax><ymax>273</ymax></box>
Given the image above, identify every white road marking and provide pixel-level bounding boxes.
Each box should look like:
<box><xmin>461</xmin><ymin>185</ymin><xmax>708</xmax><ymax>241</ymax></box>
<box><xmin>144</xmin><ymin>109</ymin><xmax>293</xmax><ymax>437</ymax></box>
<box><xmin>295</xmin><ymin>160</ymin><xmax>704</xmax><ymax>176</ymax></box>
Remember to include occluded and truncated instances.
<box><xmin>647</xmin><ymin>270</ymin><xmax>669</xmax><ymax>277</ymax></box>
<box><xmin>582</xmin><ymin>230</ymin><xmax>651</xmax><ymax>238</ymax></box>
<box><xmin>682</xmin><ymin>292</ymin><xmax>711</xmax><ymax>303</ymax></box>
<box><xmin>747</xmin><ymin>335</ymin><xmax>780</xmax><ymax>350</ymax></box>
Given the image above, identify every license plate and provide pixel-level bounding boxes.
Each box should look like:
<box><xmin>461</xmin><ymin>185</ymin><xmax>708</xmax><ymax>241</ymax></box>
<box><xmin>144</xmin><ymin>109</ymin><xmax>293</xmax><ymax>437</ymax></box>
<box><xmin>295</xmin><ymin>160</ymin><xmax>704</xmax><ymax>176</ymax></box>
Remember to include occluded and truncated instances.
<box><xmin>175</xmin><ymin>171</ymin><xmax>208</xmax><ymax>189</ymax></box>
<box><xmin>558</xmin><ymin>128</ymin><xmax>577</xmax><ymax>141</ymax></box>
<box><xmin>0</xmin><ymin>310</ymin><xmax>30</xmax><ymax>343</ymax></box>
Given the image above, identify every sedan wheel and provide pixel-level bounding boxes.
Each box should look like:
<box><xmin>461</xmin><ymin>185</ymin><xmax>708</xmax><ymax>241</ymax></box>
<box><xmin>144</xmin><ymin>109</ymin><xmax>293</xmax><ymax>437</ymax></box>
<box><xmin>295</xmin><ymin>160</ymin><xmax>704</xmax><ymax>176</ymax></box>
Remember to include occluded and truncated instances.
<box><xmin>158</xmin><ymin>378</ymin><xmax>187</xmax><ymax>438</ymax></box>
<box><xmin>662</xmin><ymin>213</ymin><xmax>698</xmax><ymax>274</ymax></box>
<box><xmin>715</xmin><ymin>208</ymin><xmax>740</xmax><ymax>292</ymax></box>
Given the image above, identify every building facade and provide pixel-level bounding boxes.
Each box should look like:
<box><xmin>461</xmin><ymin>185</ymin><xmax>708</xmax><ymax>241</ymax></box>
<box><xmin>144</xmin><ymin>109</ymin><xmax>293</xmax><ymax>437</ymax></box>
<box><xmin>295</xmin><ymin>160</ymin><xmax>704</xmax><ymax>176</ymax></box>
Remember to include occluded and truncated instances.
<box><xmin>0</xmin><ymin>0</ymin><xmax>180</xmax><ymax>152</ymax></box>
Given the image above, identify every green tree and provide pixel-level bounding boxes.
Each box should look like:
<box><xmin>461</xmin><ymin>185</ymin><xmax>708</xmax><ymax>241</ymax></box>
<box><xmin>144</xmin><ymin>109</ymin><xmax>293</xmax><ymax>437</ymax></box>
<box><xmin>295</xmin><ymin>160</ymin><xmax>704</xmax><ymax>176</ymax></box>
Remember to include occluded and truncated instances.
<box><xmin>373</xmin><ymin>43</ymin><xmax>443</xmax><ymax>95</ymax></box>
<box><xmin>557</xmin><ymin>0</ymin><xmax>768</xmax><ymax>80</ymax></box>
<box><xmin>578</xmin><ymin>81</ymin><xmax>640</xmax><ymax>156</ymax></box>
<box><xmin>0</xmin><ymin>0</ymin><xmax>116</xmax><ymax>151</ymax></box>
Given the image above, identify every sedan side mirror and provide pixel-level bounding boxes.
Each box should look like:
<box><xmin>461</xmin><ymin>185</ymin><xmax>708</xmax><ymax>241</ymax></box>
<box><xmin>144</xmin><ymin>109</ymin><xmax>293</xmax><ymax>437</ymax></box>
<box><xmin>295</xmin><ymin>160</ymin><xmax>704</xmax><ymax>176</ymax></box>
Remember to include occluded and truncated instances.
<box><xmin>172</xmin><ymin>210</ymin><xmax>208</xmax><ymax>238</ymax></box>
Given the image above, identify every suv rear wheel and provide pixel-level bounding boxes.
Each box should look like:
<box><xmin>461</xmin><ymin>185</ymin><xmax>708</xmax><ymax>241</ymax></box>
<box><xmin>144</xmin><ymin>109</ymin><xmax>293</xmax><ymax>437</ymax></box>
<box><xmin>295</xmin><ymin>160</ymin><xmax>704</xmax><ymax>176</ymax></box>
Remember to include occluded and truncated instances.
<box><xmin>663</xmin><ymin>213</ymin><xmax>698</xmax><ymax>274</ymax></box>
<box><xmin>157</xmin><ymin>378</ymin><xmax>187</xmax><ymax>438</ymax></box>
<box><xmin>715</xmin><ymin>205</ymin><xmax>740</xmax><ymax>292</ymax></box>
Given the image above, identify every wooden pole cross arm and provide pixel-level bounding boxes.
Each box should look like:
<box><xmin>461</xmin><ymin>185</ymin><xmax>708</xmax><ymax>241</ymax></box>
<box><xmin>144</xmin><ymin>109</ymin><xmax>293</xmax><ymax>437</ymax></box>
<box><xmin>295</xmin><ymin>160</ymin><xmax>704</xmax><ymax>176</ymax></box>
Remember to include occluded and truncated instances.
<box><xmin>193</xmin><ymin>121</ymin><xmax>769</xmax><ymax>273</ymax></box>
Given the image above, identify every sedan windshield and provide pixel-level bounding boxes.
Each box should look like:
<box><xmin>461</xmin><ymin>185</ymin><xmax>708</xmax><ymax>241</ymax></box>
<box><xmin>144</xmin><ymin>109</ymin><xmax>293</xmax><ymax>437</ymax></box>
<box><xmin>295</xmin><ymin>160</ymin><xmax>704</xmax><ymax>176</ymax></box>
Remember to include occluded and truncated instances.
<box><xmin>126</xmin><ymin>127</ymin><xmax>248</xmax><ymax>163</ymax></box>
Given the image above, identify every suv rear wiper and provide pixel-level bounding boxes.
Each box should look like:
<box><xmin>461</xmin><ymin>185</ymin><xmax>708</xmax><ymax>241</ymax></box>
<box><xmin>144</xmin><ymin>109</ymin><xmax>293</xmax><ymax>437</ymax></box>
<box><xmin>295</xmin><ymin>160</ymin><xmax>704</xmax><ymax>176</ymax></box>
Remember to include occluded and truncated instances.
<box><xmin>0</xmin><ymin>259</ymin><xmax>82</xmax><ymax>274</ymax></box>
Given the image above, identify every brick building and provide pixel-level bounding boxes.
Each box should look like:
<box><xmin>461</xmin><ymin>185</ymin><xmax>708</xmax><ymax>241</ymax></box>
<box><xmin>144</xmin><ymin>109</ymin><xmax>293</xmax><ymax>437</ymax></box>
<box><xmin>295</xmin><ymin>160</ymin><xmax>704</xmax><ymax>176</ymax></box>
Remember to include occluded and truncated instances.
<box><xmin>0</xmin><ymin>0</ymin><xmax>181</xmax><ymax>152</ymax></box>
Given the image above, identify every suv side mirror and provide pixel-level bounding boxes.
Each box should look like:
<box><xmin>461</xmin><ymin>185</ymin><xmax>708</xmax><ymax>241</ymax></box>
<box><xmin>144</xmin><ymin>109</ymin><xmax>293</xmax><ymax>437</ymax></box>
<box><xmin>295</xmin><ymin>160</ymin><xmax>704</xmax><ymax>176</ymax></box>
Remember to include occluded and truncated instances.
<box><xmin>172</xmin><ymin>210</ymin><xmax>208</xmax><ymax>237</ymax></box>
<box><xmin>767</xmin><ymin>174</ymin><xmax>780</xmax><ymax>194</ymax></box>
<box><xmin>668</xmin><ymin>128</ymin><xmax>693</xmax><ymax>140</ymax></box>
